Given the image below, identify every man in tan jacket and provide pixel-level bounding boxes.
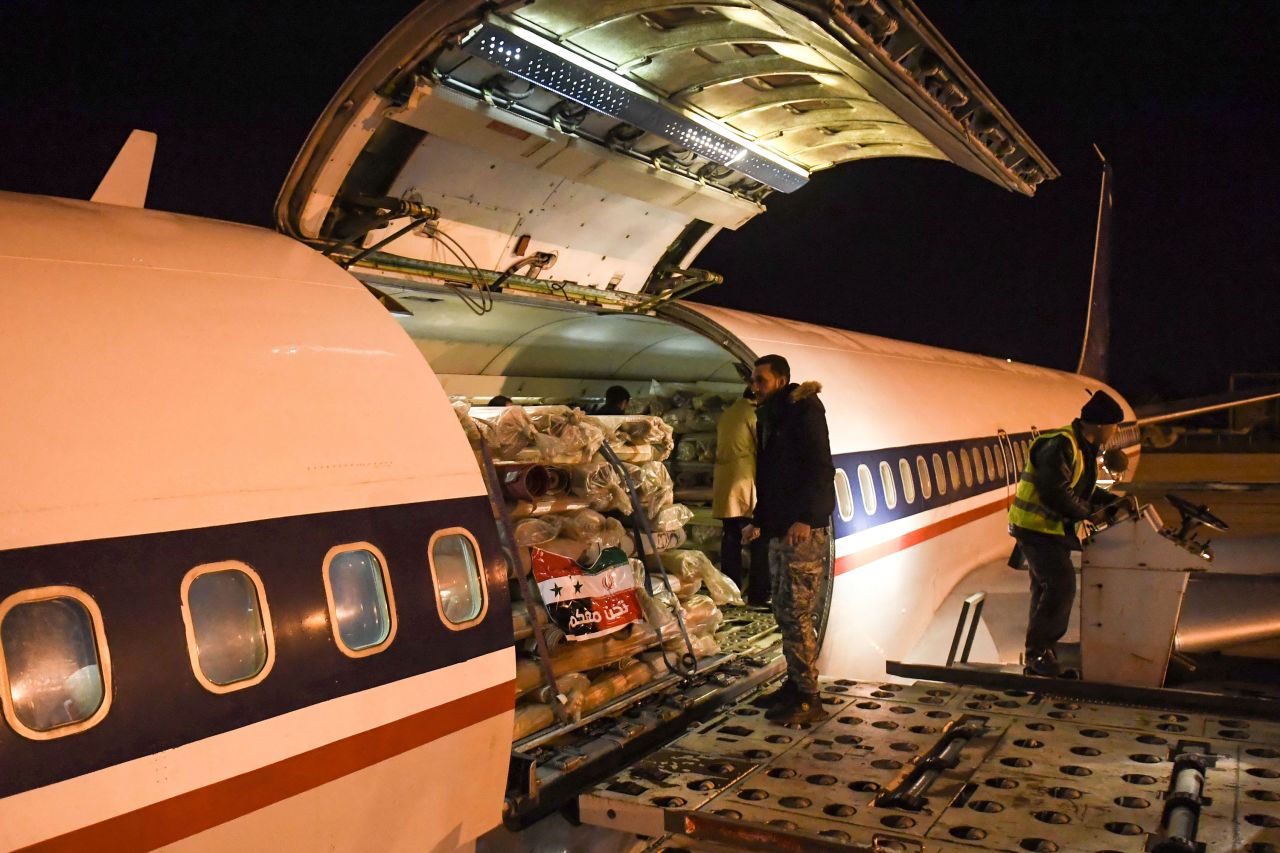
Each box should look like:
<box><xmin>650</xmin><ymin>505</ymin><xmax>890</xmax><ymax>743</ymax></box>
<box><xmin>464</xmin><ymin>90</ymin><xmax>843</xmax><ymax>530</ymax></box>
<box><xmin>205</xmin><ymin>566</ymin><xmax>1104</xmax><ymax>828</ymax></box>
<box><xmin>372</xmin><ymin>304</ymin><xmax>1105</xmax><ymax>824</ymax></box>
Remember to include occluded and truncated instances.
<box><xmin>712</xmin><ymin>388</ymin><xmax>768</xmax><ymax>604</ymax></box>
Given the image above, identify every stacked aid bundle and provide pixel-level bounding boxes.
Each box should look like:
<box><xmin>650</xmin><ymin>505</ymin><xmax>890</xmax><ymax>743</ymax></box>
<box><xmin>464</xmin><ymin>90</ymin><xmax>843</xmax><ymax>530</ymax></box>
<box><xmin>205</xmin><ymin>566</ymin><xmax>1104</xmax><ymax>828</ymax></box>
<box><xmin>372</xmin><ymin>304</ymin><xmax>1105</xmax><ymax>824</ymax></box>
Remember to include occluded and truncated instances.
<box><xmin>452</xmin><ymin>399</ymin><xmax>742</xmax><ymax>741</ymax></box>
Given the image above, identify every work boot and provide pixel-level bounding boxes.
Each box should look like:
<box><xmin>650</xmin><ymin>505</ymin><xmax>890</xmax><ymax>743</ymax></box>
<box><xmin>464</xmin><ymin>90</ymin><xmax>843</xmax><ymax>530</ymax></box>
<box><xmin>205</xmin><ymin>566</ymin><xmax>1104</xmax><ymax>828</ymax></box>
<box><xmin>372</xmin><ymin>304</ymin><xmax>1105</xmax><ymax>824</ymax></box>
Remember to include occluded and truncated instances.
<box><xmin>1023</xmin><ymin>648</ymin><xmax>1079</xmax><ymax>678</ymax></box>
<box><xmin>772</xmin><ymin>693</ymin><xmax>829</xmax><ymax>727</ymax></box>
<box><xmin>761</xmin><ymin>680</ymin><xmax>798</xmax><ymax>715</ymax></box>
<box><xmin>1023</xmin><ymin>649</ymin><xmax>1059</xmax><ymax>677</ymax></box>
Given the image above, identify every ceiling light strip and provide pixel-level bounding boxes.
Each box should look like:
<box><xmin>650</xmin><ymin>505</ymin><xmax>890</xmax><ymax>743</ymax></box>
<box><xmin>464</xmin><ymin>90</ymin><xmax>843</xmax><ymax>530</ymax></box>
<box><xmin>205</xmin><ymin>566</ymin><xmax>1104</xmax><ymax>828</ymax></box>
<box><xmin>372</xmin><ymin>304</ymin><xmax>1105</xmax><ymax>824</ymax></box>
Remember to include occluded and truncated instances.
<box><xmin>460</xmin><ymin>19</ymin><xmax>809</xmax><ymax>193</ymax></box>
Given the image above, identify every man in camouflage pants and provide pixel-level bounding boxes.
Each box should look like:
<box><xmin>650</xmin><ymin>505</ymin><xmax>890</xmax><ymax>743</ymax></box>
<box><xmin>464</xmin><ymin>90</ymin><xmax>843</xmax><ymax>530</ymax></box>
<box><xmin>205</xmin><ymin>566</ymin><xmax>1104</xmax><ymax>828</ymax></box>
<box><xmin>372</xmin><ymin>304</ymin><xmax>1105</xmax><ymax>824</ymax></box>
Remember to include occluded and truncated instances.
<box><xmin>744</xmin><ymin>354</ymin><xmax>835</xmax><ymax>726</ymax></box>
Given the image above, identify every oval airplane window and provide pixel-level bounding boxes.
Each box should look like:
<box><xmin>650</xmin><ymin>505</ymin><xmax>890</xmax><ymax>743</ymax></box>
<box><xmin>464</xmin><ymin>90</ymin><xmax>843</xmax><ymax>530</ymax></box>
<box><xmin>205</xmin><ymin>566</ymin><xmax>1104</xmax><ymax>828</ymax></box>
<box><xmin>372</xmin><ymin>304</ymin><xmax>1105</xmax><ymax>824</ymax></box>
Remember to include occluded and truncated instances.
<box><xmin>0</xmin><ymin>587</ymin><xmax>111</xmax><ymax>739</ymax></box>
<box><xmin>916</xmin><ymin>455</ymin><xmax>933</xmax><ymax>500</ymax></box>
<box><xmin>960</xmin><ymin>450</ymin><xmax>973</xmax><ymax>487</ymax></box>
<box><xmin>935</xmin><ymin>453</ymin><xmax>949</xmax><ymax>495</ymax></box>
<box><xmin>946</xmin><ymin>451</ymin><xmax>961</xmax><ymax>490</ymax></box>
<box><xmin>834</xmin><ymin>468</ymin><xmax>854</xmax><ymax>522</ymax></box>
<box><xmin>857</xmin><ymin>464</ymin><xmax>877</xmax><ymax>516</ymax></box>
<box><xmin>430</xmin><ymin>529</ymin><xmax>487</xmax><ymax>629</ymax></box>
<box><xmin>1013</xmin><ymin>440</ymin><xmax>1025</xmax><ymax>470</ymax></box>
<box><xmin>971</xmin><ymin>448</ymin><xmax>984</xmax><ymax>485</ymax></box>
<box><xmin>983</xmin><ymin>446</ymin><xmax>996</xmax><ymax>480</ymax></box>
<box><xmin>324</xmin><ymin>543</ymin><xmax>396</xmax><ymax>657</ymax></box>
<box><xmin>899</xmin><ymin>458</ymin><xmax>916</xmax><ymax>504</ymax></box>
<box><xmin>182</xmin><ymin>563</ymin><xmax>274</xmax><ymax>693</ymax></box>
<box><xmin>879</xmin><ymin>461</ymin><xmax>897</xmax><ymax>510</ymax></box>
<box><xmin>994</xmin><ymin>445</ymin><xmax>1007</xmax><ymax>478</ymax></box>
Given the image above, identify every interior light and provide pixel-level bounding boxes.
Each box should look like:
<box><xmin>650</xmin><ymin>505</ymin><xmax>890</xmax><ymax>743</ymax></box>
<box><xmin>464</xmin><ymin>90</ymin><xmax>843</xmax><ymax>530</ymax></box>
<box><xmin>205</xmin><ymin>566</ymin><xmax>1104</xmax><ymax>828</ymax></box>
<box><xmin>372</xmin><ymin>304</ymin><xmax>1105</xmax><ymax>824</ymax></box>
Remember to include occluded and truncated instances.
<box><xmin>460</xmin><ymin>19</ymin><xmax>809</xmax><ymax>193</ymax></box>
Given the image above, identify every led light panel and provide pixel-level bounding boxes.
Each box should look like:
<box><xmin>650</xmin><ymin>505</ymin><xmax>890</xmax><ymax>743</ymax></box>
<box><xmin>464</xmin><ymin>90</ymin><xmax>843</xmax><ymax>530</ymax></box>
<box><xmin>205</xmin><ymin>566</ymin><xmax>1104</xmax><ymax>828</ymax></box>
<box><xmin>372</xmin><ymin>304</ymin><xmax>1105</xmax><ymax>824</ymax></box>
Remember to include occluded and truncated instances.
<box><xmin>461</xmin><ymin>21</ymin><xmax>809</xmax><ymax>193</ymax></box>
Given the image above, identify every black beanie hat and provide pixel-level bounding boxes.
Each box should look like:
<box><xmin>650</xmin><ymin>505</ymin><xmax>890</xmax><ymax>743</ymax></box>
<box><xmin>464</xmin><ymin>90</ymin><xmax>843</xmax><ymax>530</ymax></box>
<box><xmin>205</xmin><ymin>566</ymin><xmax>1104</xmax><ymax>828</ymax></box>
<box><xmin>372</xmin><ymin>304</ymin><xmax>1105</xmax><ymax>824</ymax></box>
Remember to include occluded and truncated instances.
<box><xmin>1080</xmin><ymin>390</ymin><xmax>1124</xmax><ymax>424</ymax></box>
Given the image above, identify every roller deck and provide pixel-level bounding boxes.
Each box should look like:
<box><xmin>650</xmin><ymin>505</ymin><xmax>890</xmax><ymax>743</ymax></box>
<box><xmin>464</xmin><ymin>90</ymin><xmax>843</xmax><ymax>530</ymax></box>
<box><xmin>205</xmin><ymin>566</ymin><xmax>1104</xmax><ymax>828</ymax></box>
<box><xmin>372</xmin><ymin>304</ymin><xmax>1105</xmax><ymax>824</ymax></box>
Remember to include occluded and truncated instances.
<box><xmin>579</xmin><ymin>676</ymin><xmax>1280</xmax><ymax>851</ymax></box>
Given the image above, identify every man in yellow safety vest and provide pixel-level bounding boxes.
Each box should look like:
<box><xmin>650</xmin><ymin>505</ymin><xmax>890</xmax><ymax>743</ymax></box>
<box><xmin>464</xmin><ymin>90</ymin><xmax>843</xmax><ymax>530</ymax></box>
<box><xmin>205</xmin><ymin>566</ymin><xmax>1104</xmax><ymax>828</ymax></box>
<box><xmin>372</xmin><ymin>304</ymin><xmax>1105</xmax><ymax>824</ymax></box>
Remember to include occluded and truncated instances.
<box><xmin>1009</xmin><ymin>390</ymin><xmax>1124</xmax><ymax>677</ymax></box>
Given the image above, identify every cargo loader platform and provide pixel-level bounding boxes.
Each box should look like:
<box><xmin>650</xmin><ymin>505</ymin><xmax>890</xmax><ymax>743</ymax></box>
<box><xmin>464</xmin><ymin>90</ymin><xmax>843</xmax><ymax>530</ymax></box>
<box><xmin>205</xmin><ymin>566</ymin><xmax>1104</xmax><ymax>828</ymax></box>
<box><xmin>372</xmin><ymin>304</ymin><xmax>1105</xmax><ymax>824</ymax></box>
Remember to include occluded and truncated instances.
<box><xmin>579</xmin><ymin>676</ymin><xmax>1280</xmax><ymax>851</ymax></box>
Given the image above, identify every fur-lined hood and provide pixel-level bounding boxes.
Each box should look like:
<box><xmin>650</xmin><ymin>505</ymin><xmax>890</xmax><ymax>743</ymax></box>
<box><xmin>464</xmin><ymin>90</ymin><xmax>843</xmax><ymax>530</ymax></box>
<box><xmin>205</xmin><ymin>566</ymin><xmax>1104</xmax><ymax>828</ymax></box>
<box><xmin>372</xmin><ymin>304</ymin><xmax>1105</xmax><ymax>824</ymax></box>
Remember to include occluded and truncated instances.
<box><xmin>789</xmin><ymin>381</ymin><xmax>822</xmax><ymax>402</ymax></box>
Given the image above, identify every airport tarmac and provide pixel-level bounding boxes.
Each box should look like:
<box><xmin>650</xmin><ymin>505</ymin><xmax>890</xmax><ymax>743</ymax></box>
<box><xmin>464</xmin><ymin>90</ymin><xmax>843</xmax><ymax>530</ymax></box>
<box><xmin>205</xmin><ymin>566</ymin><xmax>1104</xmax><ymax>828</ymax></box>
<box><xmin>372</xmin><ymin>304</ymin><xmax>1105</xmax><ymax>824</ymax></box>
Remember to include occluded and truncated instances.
<box><xmin>481</xmin><ymin>451</ymin><xmax>1280</xmax><ymax>851</ymax></box>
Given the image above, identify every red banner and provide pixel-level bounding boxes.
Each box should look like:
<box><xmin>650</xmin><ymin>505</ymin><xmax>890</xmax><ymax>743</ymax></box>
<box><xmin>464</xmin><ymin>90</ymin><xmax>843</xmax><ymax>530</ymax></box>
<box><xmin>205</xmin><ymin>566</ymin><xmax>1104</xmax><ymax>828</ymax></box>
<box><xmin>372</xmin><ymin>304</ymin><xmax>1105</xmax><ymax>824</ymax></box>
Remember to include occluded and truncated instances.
<box><xmin>531</xmin><ymin>545</ymin><xmax>641</xmax><ymax>640</ymax></box>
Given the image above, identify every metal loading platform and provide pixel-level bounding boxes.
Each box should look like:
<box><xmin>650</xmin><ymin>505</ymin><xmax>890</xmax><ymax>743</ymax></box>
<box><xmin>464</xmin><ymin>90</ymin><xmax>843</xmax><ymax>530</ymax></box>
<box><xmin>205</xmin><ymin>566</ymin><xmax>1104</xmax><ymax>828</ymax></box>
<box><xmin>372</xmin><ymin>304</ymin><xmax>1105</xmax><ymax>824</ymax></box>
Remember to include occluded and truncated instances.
<box><xmin>506</xmin><ymin>607</ymin><xmax>785</xmax><ymax>826</ymax></box>
<box><xmin>579</xmin><ymin>677</ymin><xmax>1280</xmax><ymax>851</ymax></box>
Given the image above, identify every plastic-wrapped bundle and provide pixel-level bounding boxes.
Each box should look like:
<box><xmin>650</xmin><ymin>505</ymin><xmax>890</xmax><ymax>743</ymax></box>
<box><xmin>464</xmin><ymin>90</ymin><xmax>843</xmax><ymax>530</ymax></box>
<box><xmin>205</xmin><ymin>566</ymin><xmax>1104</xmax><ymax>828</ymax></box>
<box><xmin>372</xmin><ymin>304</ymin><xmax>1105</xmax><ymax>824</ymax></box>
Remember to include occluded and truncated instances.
<box><xmin>529</xmin><ymin>407</ymin><xmax>606</xmax><ymax>464</ymax></box>
<box><xmin>514</xmin><ymin>515</ymin><xmax>563</xmax><ymax>547</ymax></box>
<box><xmin>491</xmin><ymin>406</ymin><xmax>538</xmax><ymax>460</ymax></box>
<box><xmin>699</xmin><ymin>557</ymin><xmax>745</xmax><ymax>607</ymax></box>
<box><xmin>633</xmin><ymin>461</ymin><xmax>674</xmax><ymax>517</ymax></box>
<box><xmin>452</xmin><ymin>400</ymin><xmax>484</xmax><ymax>449</ymax></box>
<box><xmin>512</xmin><ymin>602</ymin><xmax>533</xmax><ymax>640</ymax></box>
<box><xmin>600</xmin><ymin>517</ymin><xmax>627</xmax><ymax>550</ymax></box>
<box><xmin>653</xmin><ymin>503</ymin><xmax>694</xmax><ymax>532</ymax></box>
<box><xmin>659</xmin><ymin>550</ymin><xmax>707</xmax><ymax>597</ymax></box>
<box><xmin>662</xmin><ymin>407</ymin><xmax>697</xmax><ymax>433</ymax></box>
<box><xmin>557</xmin><ymin>508</ymin><xmax>605</xmax><ymax>541</ymax></box>
<box><xmin>509</xmin><ymin>496</ymin><xmax>592</xmax><ymax>519</ymax></box>
<box><xmin>513</xmin><ymin>702</ymin><xmax>555</xmax><ymax>740</ymax></box>
<box><xmin>536</xmin><ymin>671</ymin><xmax>589</xmax><ymax>722</ymax></box>
<box><xmin>582</xmin><ymin>660</ymin><xmax>653</xmax><ymax>713</ymax></box>
<box><xmin>689</xmin><ymin>633</ymin><xmax>721</xmax><ymax>659</ymax></box>
<box><xmin>641</xmin><ymin>527</ymin><xmax>687</xmax><ymax>552</ymax></box>
<box><xmin>679</xmin><ymin>594</ymin><xmax>724</xmax><ymax>636</ymax></box>
<box><xmin>568</xmin><ymin>459</ymin><xmax>622</xmax><ymax>509</ymax></box>
<box><xmin>515</xmin><ymin>657</ymin><xmax>543</xmax><ymax>694</ymax></box>
<box><xmin>675</xmin><ymin>433</ymin><xmax>715</xmax><ymax>463</ymax></box>
<box><xmin>691</xmin><ymin>393</ymin><xmax>732</xmax><ymax>413</ymax></box>
<box><xmin>685</xmin><ymin>522</ymin><xmax>724</xmax><ymax>552</ymax></box>
<box><xmin>636</xmin><ymin>585</ymin><xmax>676</xmax><ymax>631</ymax></box>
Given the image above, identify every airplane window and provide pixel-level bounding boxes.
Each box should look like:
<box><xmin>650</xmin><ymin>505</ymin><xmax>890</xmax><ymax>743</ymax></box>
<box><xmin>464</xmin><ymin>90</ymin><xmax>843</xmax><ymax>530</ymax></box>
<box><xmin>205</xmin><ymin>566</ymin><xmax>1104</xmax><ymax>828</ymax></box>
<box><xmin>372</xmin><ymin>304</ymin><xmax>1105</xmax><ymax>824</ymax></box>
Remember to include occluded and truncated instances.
<box><xmin>857</xmin><ymin>464</ymin><xmax>877</xmax><ymax>515</ymax></box>
<box><xmin>834</xmin><ymin>469</ymin><xmax>854</xmax><ymax>522</ymax></box>
<box><xmin>994</xmin><ymin>445</ymin><xmax>1007</xmax><ymax>478</ymax></box>
<box><xmin>899</xmin><ymin>458</ymin><xmax>916</xmax><ymax>504</ymax></box>
<box><xmin>931</xmin><ymin>453</ymin><xmax>947</xmax><ymax>496</ymax></box>
<box><xmin>324</xmin><ymin>544</ymin><xmax>396</xmax><ymax>656</ymax></box>
<box><xmin>960</xmin><ymin>449</ymin><xmax>973</xmax><ymax>487</ymax></box>
<box><xmin>880</xmin><ymin>461</ymin><xmax>897</xmax><ymax>510</ymax></box>
<box><xmin>971</xmin><ymin>448</ymin><xmax>984</xmax><ymax>485</ymax></box>
<box><xmin>983</xmin><ymin>446</ymin><xmax>995</xmax><ymax>480</ymax></box>
<box><xmin>182</xmin><ymin>563</ymin><xmax>273</xmax><ymax>692</ymax></box>
<box><xmin>0</xmin><ymin>589</ymin><xmax>109</xmax><ymax>738</ymax></box>
<box><xmin>945</xmin><ymin>452</ymin><xmax>960</xmax><ymax>491</ymax></box>
<box><xmin>916</xmin><ymin>455</ymin><xmax>933</xmax><ymax>500</ymax></box>
<box><xmin>430</xmin><ymin>530</ymin><xmax>487</xmax><ymax>627</ymax></box>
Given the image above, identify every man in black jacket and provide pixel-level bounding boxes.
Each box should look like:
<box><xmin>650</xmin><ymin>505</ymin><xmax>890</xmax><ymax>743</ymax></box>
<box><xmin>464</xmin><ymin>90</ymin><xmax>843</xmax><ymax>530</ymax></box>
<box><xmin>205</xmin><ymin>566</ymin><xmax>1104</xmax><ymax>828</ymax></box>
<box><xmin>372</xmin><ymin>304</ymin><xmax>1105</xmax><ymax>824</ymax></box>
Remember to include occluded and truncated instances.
<box><xmin>743</xmin><ymin>354</ymin><xmax>835</xmax><ymax>725</ymax></box>
<box><xmin>1009</xmin><ymin>390</ymin><xmax>1124</xmax><ymax>677</ymax></box>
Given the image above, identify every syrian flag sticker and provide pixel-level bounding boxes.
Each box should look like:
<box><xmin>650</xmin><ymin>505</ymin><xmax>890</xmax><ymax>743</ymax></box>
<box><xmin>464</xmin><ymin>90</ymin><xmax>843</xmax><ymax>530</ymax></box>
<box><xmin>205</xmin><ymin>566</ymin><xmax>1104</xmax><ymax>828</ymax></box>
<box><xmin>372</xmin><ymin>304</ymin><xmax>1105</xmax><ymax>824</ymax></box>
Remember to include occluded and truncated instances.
<box><xmin>531</xmin><ymin>545</ymin><xmax>641</xmax><ymax>641</ymax></box>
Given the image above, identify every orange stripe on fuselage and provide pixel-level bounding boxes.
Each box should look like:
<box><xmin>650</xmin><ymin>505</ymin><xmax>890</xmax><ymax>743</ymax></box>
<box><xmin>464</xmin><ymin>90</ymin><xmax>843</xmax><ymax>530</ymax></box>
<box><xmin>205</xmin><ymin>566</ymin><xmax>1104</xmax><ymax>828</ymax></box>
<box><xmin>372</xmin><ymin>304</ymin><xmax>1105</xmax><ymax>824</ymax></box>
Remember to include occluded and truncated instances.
<box><xmin>22</xmin><ymin>679</ymin><xmax>516</xmax><ymax>853</ymax></box>
<box><xmin>834</xmin><ymin>494</ymin><xmax>1012</xmax><ymax>576</ymax></box>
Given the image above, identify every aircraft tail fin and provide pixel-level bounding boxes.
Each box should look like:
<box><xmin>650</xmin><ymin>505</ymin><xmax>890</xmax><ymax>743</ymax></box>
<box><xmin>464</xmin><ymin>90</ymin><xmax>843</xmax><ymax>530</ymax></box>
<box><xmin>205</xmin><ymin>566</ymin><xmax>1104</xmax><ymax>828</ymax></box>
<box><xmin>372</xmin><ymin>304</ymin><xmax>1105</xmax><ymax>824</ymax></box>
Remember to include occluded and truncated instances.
<box><xmin>1076</xmin><ymin>145</ymin><xmax>1113</xmax><ymax>380</ymax></box>
<box><xmin>91</xmin><ymin>130</ymin><xmax>156</xmax><ymax>208</ymax></box>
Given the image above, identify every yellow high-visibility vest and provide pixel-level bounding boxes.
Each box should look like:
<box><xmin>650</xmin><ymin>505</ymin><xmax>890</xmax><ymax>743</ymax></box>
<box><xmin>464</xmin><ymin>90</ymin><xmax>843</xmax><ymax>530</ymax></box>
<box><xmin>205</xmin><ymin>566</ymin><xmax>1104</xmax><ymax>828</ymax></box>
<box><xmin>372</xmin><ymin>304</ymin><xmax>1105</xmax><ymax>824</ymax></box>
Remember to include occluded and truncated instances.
<box><xmin>1008</xmin><ymin>426</ymin><xmax>1084</xmax><ymax>537</ymax></box>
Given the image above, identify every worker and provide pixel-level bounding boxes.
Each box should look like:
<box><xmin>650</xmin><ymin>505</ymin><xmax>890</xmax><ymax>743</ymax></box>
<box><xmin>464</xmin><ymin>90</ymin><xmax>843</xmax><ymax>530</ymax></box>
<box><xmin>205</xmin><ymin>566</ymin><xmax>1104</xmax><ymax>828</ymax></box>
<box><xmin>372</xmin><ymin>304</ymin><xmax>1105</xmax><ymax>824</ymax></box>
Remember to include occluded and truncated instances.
<box><xmin>594</xmin><ymin>385</ymin><xmax>631</xmax><ymax>416</ymax></box>
<box><xmin>1009</xmin><ymin>390</ymin><xmax>1124</xmax><ymax>678</ymax></box>
<box><xmin>711</xmin><ymin>387</ymin><xmax>768</xmax><ymax>604</ymax></box>
<box><xmin>487</xmin><ymin>395</ymin><xmax>514</xmax><ymax>407</ymax></box>
<box><xmin>743</xmin><ymin>354</ymin><xmax>835</xmax><ymax>725</ymax></box>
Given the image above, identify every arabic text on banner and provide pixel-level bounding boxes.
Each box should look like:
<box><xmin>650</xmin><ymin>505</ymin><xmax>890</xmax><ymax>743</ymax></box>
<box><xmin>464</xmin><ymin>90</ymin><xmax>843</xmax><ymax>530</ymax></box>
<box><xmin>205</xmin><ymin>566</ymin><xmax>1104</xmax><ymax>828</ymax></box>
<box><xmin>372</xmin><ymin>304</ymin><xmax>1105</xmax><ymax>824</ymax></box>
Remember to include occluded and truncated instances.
<box><xmin>531</xmin><ymin>545</ymin><xmax>641</xmax><ymax>641</ymax></box>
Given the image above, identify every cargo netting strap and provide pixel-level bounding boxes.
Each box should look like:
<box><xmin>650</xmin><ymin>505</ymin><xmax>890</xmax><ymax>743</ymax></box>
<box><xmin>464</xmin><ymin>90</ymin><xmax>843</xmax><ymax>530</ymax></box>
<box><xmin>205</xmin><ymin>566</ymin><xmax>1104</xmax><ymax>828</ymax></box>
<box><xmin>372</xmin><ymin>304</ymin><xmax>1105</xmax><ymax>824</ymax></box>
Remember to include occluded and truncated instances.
<box><xmin>598</xmin><ymin>442</ymin><xmax>698</xmax><ymax>678</ymax></box>
<box><xmin>475</xmin><ymin>440</ymin><xmax>570</xmax><ymax>724</ymax></box>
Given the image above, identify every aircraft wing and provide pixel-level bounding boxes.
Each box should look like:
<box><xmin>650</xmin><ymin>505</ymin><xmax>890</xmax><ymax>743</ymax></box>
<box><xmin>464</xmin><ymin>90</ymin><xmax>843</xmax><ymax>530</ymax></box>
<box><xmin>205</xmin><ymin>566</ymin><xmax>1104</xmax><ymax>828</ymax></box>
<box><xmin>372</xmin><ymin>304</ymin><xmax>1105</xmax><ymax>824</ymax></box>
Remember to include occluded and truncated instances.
<box><xmin>1134</xmin><ymin>385</ymin><xmax>1280</xmax><ymax>425</ymax></box>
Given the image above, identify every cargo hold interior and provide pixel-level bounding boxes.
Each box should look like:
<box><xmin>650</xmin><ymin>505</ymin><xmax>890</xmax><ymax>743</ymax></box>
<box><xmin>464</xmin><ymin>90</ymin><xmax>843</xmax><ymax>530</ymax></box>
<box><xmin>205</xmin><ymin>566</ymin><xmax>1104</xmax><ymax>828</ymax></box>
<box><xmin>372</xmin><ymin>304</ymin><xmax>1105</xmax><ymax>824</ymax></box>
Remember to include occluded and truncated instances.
<box><xmin>373</xmin><ymin>280</ymin><xmax>793</xmax><ymax>822</ymax></box>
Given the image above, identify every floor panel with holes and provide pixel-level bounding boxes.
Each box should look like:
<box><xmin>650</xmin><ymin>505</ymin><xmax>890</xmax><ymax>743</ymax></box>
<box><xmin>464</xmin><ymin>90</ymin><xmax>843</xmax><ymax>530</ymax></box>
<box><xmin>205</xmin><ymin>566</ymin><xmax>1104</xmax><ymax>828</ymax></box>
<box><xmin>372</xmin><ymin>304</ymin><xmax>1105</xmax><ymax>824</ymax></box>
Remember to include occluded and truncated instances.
<box><xmin>579</xmin><ymin>677</ymin><xmax>1280</xmax><ymax>852</ymax></box>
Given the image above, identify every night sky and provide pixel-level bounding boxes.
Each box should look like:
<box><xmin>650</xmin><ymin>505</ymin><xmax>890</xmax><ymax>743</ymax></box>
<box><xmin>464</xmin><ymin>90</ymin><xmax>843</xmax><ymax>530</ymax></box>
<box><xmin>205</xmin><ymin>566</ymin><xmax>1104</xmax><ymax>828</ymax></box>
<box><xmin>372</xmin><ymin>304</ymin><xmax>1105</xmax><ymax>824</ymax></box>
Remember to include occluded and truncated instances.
<box><xmin>3</xmin><ymin>1</ymin><xmax>1276</xmax><ymax>401</ymax></box>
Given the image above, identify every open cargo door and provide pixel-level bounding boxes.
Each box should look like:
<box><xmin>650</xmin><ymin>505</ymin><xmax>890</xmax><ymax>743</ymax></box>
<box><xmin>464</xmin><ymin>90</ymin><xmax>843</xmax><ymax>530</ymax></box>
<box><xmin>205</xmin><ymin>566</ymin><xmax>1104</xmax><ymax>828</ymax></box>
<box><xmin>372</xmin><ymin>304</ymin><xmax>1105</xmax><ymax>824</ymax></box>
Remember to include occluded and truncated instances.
<box><xmin>277</xmin><ymin>0</ymin><xmax>1056</xmax><ymax>299</ymax></box>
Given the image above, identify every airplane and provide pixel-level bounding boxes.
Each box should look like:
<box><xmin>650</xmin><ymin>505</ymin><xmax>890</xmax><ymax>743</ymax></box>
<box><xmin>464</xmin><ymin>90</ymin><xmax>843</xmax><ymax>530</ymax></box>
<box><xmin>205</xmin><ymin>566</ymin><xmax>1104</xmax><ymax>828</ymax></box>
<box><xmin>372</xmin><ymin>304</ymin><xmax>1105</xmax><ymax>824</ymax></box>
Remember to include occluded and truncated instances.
<box><xmin>2</xmin><ymin>1</ymin><xmax>1276</xmax><ymax>851</ymax></box>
